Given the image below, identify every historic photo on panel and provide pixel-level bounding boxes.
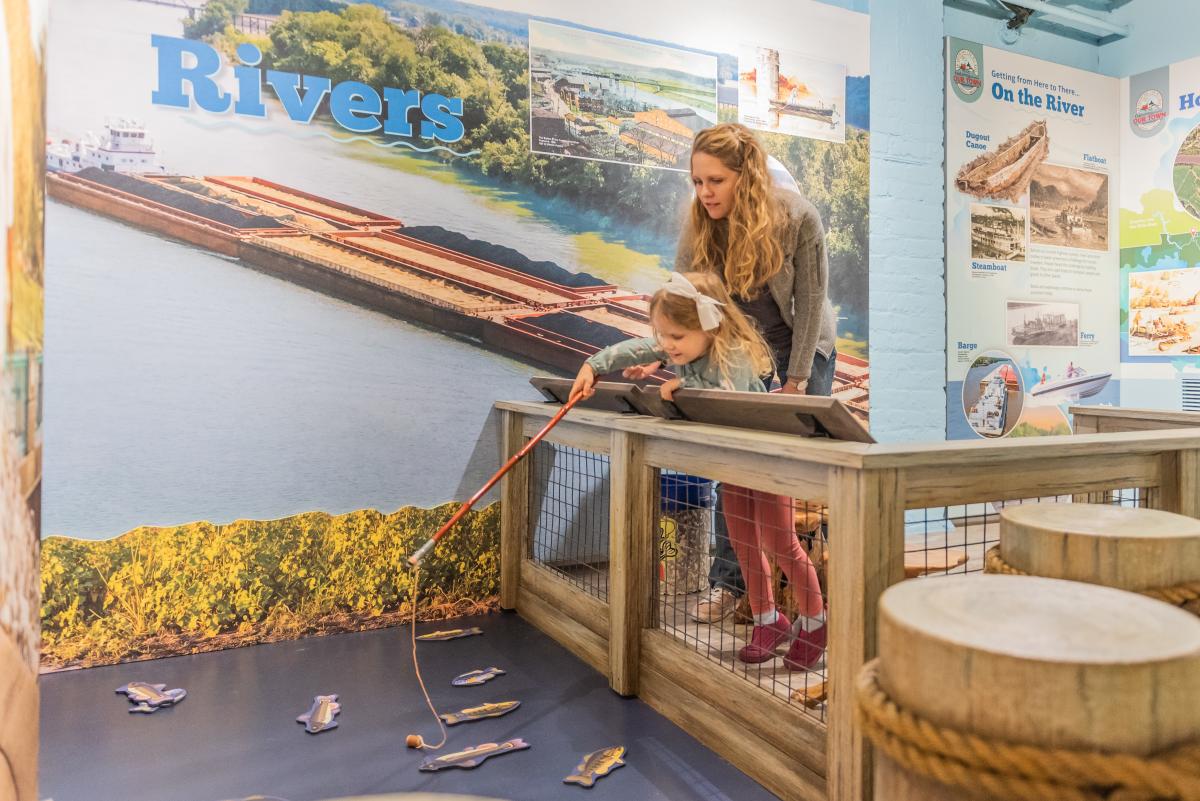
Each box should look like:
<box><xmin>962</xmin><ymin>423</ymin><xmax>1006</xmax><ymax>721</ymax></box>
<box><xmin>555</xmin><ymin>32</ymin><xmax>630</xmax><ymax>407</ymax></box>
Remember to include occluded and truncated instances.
<box><xmin>971</xmin><ymin>203</ymin><xmax>1027</xmax><ymax>262</ymax></box>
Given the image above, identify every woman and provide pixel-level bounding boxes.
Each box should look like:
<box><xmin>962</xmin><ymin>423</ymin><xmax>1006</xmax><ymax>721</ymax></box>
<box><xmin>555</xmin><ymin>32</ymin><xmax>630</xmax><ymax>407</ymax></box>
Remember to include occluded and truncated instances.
<box><xmin>634</xmin><ymin>123</ymin><xmax>837</xmax><ymax>632</ymax></box>
<box><xmin>680</xmin><ymin>122</ymin><xmax>837</xmax><ymax>395</ymax></box>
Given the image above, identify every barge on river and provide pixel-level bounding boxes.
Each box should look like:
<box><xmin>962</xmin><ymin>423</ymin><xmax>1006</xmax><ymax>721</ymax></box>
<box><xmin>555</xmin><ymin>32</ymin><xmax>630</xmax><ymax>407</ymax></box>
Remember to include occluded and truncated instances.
<box><xmin>46</xmin><ymin>163</ymin><xmax>869</xmax><ymax>418</ymax></box>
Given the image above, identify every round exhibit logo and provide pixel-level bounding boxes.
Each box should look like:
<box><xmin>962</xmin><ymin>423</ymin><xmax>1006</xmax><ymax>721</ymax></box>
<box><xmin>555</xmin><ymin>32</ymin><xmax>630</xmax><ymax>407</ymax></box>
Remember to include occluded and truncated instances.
<box><xmin>1133</xmin><ymin>89</ymin><xmax>1167</xmax><ymax>132</ymax></box>
<box><xmin>954</xmin><ymin>49</ymin><xmax>981</xmax><ymax>95</ymax></box>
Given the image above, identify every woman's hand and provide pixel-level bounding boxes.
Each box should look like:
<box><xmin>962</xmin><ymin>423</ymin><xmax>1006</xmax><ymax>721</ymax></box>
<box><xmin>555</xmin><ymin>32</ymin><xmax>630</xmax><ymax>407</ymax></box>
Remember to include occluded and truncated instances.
<box><xmin>571</xmin><ymin>363</ymin><xmax>597</xmax><ymax>402</ymax></box>
<box><xmin>660</xmin><ymin>377</ymin><xmax>683</xmax><ymax>401</ymax></box>
<box><xmin>622</xmin><ymin>361</ymin><xmax>663</xmax><ymax>380</ymax></box>
<box><xmin>780</xmin><ymin>377</ymin><xmax>808</xmax><ymax>395</ymax></box>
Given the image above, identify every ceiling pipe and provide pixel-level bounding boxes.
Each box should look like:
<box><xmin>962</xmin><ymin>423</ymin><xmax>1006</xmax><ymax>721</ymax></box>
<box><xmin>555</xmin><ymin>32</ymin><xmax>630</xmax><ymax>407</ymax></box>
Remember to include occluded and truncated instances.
<box><xmin>993</xmin><ymin>0</ymin><xmax>1130</xmax><ymax>38</ymax></box>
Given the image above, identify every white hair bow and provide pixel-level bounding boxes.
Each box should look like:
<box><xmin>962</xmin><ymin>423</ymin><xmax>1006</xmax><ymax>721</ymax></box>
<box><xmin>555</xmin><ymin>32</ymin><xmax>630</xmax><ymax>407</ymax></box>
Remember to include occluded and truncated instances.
<box><xmin>664</xmin><ymin>273</ymin><xmax>724</xmax><ymax>331</ymax></box>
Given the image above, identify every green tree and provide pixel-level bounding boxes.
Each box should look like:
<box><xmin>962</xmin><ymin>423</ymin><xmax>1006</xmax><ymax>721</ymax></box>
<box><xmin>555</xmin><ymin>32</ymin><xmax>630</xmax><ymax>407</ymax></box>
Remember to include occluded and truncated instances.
<box><xmin>183</xmin><ymin>0</ymin><xmax>249</xmax><ymax>40</ymax></box>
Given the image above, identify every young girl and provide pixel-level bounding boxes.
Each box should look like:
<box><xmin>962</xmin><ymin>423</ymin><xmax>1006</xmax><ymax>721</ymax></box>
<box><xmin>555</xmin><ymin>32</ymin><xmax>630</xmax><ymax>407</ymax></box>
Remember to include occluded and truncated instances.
<box><xmin>570</xmin><ymin>271</ymin><xmax>827</xmax><ymax>670</ymax></box>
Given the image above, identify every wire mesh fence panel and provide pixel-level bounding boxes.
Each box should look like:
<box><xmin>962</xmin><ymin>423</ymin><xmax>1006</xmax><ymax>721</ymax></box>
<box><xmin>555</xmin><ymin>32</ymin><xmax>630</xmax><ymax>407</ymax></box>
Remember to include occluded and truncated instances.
<box><xmin>905</xmin><ymin>490</ymin><xmax>1151</xmax><ymax>580</ymax></box>
<box><xmin>528</xmin><ymin>442</ymin><xmax>611</xmax><ymax>601</ymax></box>
<box><xmin>654</xmin><ymin>474</ymin><xmax>830</xmax><ymax>722</ymax></box>
<box><xmin>1099</xmin><ymin>487</ymin><xmax>1147</xmax><ymax>508</ymax></box>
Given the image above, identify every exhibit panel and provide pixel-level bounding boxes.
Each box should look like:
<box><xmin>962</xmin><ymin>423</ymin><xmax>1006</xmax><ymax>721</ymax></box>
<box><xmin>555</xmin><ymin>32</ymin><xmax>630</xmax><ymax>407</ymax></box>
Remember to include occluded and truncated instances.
<box><xmin>945</xmin><ymin>37</ymin><xmax>1120</xmax><ymax>441</ymax></box>
<box><xmin>1120</xmin><ymin>54</ymin><xmax>1200</xmax><ymax>409</ymax></box>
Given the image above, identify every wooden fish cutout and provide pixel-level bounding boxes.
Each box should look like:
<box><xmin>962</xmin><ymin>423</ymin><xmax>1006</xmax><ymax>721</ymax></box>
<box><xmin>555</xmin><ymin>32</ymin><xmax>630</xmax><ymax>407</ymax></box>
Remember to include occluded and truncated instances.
<box><xmin>418</xmin><ymin>738</ymin><xmax>530</xmax><ymax>771</ymax></box>
<box><xmin>116</xmin><ymin>682</ymin><xmax>186</xmax><ymax>712</ymax></box>
<box><xmin>451</xmin><ymin>666</ymin><xmax>506</xmax><ymax>686</ymax></box>
<box><xmin>415</xmin><ymin>627</ymin><xmax>483</xmax><ymax>641</ymax></box>
<box><xmin>563</xmin><ymin>745</ymin><xmax>627</xmax><ymax>787</ymax></box>
<box><xmin>296</xmin><ymin>694</ymin><xmax>340</xmax><ymax>734</ymax></box>
<box><xmin>439</xmin><ymin>700</ymin><xmax>520</xmax><ymax>725</ymax></box>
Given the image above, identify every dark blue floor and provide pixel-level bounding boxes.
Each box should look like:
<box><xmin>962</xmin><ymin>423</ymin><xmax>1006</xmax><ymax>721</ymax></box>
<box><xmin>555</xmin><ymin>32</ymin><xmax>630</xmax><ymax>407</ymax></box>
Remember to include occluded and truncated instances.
<box><xmin>40</xmin><ymin>612</ymin><xmax>779</xmax><ymax>801</ymax></box>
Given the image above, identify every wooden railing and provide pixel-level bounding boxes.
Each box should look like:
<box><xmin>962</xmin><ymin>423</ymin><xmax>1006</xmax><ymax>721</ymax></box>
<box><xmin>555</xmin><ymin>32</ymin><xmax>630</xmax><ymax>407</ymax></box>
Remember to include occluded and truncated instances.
<box><xmin>1072</xmin><ymin>405</ymin><xmax>1200</xmax><ymax>434</ymax></box>
<box><xmin>496</xmin><ymin>399</ymin><xmax>1200</xmax><ymax>801</ymax></box>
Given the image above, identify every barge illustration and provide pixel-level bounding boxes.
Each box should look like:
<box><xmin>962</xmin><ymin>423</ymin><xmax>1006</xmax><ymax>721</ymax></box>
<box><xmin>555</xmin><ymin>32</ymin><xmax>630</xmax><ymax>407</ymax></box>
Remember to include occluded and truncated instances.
<box><xmin>967</xmin><ymin>365</ymin><xmax>1016</xmax><ymax>438</ymax></box>
<box><xmin>956</xmin><ymin>120</ymin><xmax>1049</xmax><ymax>202</ymax></box>
<box><xmin>46</xmin><ymin>125</ymin><xmax>869</xmax><ymax>418</ymax></box>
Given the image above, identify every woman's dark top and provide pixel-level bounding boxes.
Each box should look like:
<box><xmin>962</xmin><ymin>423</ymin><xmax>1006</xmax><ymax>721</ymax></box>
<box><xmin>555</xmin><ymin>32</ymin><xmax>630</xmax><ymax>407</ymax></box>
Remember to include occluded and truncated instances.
<box><xmin>735</xmin><ymin>287</ymin><xmax>793</xmax><ymax>383</ymax></box>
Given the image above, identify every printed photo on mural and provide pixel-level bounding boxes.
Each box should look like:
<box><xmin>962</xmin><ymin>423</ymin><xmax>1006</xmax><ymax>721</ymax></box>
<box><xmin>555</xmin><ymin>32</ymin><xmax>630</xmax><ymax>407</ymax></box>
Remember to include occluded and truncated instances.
<box><xmin>1128</xmin><ymin>268</ymin><xmax>1200</xmax><ymax>355</ymax></box>
<box><xmin>42</xmin><ymin>0</ymin><xmax>870</xmax><ymax>670</ymax></box>
<box><xmin>970</xmin><ymin>203</ymin><xmax>1026</xmax><ymax>262</ymax></box>
<box><xmin>1174</xmin><ymin>122</ymin><xmax>1200</xmax><ymax>219</ymax></box>
<box><xmin>961</xmin><ymin>351</ymin><xmax>1023</xmax><ymax>439</ymax></box>
<box><xmin>527</xmin><ymin>19</ymin><xmax>718</xmax><ymax>170</ymax></box>
<box><xmin>1006</xmin><ymin>300</ymin><xmax>1080</xmax><ymax>347</ymax></box>
<box><xmin>1029</xmin><ymin>163</ymin><xmax>1109</xmax><ymax>251</ymax></box>
<box><xmin>955</xmin><ymin>119</ymin><xmax>1048</xmax><ymax>203</ymax></box>
<box><xmin>737</xmin><ymin>44</ymin><xmax>845</xmax><ymax>144</ymax></box>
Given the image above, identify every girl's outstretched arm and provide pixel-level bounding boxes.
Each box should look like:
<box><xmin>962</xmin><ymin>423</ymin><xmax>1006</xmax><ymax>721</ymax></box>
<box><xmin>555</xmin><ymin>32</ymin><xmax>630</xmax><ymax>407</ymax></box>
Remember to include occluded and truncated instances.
<box><xmin>571</xmin><ymin>363</ymin><xmax>597</xmax><ymax>402</ymax></box>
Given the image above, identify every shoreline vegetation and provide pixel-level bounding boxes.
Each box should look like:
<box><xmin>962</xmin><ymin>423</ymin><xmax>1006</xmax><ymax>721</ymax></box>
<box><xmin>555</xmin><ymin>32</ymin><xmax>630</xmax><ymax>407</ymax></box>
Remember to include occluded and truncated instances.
<box><xmin>187</xmin><ymin>0</ymin><xmax>871</xmax><ymax>335</ymax></box>
<box><xmin>40</xmin><ymin>503</ymin><xmax>500</xmax><ymax>670</ymax></box>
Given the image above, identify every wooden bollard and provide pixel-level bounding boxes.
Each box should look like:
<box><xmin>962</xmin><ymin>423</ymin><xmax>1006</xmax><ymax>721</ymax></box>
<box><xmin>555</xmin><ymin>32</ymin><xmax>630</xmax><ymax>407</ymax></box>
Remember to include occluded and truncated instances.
<box><xmin>999</xmin><ymin>503</ymin><xmax>1200</xmax><ymax>591</ymax></box>
<box><xmin>873</xmin><ymin>575</ymin><xmax>1200</xmax><ymax>800</ymax></box>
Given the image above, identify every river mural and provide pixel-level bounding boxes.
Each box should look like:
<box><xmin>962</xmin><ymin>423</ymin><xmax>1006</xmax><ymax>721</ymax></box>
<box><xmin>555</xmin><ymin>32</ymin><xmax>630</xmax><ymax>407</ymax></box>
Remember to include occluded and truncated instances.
<box><xmin>42</xmin><ymin>0</ymin><xmax>870</xmax><ymax>668</ymax></box>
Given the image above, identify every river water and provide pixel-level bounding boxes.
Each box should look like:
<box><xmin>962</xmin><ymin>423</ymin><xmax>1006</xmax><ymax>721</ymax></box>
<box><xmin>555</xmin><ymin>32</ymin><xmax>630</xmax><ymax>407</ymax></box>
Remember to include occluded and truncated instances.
<box><xmin>44</xmin><ymin>0</ymin><xmax>672</xmax><ymax>538</ymax></box>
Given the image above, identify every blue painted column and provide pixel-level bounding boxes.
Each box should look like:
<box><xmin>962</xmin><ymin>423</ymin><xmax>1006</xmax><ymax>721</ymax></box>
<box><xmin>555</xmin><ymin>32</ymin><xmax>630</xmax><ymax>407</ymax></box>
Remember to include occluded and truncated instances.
<box><xmin>868</xmin><ymin>0</ymin><xmax>947</xmax><ymax>441</ymax></box>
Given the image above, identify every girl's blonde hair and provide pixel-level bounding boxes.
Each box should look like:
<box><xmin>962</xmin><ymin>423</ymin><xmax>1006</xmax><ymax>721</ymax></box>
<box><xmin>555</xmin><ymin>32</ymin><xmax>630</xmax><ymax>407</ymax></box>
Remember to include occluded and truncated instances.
<box><xmin>650</xmin><ymin>272</ymin><xmax>773</xmax><ymax>382</ymax></box>
<box><xmin>683</xmin><ymin>123</ymin><xmax>784</xmax><ymax>299</ymax></box>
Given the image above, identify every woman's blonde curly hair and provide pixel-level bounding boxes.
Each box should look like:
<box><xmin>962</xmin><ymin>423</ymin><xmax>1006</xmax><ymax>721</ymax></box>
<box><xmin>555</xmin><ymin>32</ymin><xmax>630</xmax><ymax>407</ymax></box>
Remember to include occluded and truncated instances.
<box><xmin>682</xmin><ymin>123</ymin><xmax>784</xmax><ymax>299</ymax></box>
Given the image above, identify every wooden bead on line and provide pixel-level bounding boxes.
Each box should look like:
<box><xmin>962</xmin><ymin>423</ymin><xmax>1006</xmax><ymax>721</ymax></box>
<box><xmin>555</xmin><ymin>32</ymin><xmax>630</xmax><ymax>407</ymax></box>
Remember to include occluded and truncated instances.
<box><xmin>406</xmin><ymin>734</ymin><xmax>424</xmax><ymax>749</ymax></box>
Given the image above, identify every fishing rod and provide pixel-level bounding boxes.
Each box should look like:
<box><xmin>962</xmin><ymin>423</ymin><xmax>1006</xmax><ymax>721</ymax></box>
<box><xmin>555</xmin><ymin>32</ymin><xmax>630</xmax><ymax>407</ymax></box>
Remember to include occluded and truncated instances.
<box><xmin>408</xmin><ymin>392</ymin><xmax>583</xmax><ymax>567</ymax></box>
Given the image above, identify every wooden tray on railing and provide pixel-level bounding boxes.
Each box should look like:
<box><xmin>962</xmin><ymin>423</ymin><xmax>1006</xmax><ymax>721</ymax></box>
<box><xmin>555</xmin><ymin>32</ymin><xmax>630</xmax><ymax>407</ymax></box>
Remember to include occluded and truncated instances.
<box><xmin>662</xmin><ymin>387</ymin><xmax>875</xmax><ymax>443</ymax></box>
<box><xmin>529</xmin><ymin>376</ymin><xmax>649</xmax><ymax>415</ymax></box>
<box><xmin>529</xmin><ymin>377</ymin><xmax>873</xmax><ymax>442</ymax></box>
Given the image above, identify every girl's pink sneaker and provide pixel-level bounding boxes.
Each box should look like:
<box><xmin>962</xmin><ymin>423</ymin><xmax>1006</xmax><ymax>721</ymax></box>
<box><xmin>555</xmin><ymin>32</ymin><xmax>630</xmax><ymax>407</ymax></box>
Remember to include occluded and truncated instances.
<box><xmin>737</xmin><ymin>612</ymin><xmax>792</xmax><ymax>663</ymax></box>
<box><xmin>783</xmin><ymin>622</ymin><xmax>827</xmax><ymax>670</ymax></box>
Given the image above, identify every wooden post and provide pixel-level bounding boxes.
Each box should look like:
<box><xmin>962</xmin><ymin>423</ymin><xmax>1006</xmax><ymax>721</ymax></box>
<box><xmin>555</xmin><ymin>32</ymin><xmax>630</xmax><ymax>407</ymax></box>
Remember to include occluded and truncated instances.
<box><xmin>1071</xmin><ymin>412</ymin><xmax>1099</xmax><ymax>434</ymax></box>
<box><xmin>499</xmin><ymin>410</ymin><xmax>529</xmax><ymax>611</ymax></box>
<box><xmin>1155</xmin><ymin>450</ymin><xmax>1200</xmax><ymax>519</ymax></box>
<box><xmin>1181</xmin><ymin>450</ymin><xmax>1200</xmax><ymax>519</ymax></box>
<box><xmin>875</xmin><ymin>576</ymin><xmax>1200</xmax><ymax>799</ymax></box>
<box><xmin>608</xmin><ymin>430</ymin><xmax>655</xmax><ymax>697</ymax></box>
<box><xmin>827</xmin><ymin>467</ymin><xmax>905</xmax><ymax>801</ymax></box>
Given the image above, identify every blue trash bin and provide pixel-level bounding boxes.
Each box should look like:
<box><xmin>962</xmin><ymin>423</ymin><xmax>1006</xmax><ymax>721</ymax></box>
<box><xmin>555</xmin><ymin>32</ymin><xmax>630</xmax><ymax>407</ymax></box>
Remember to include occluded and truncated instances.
<box><xmin>659</xmin><ymin>472</ymin><xmax>713</xmax><ymax>513</ymax></box>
